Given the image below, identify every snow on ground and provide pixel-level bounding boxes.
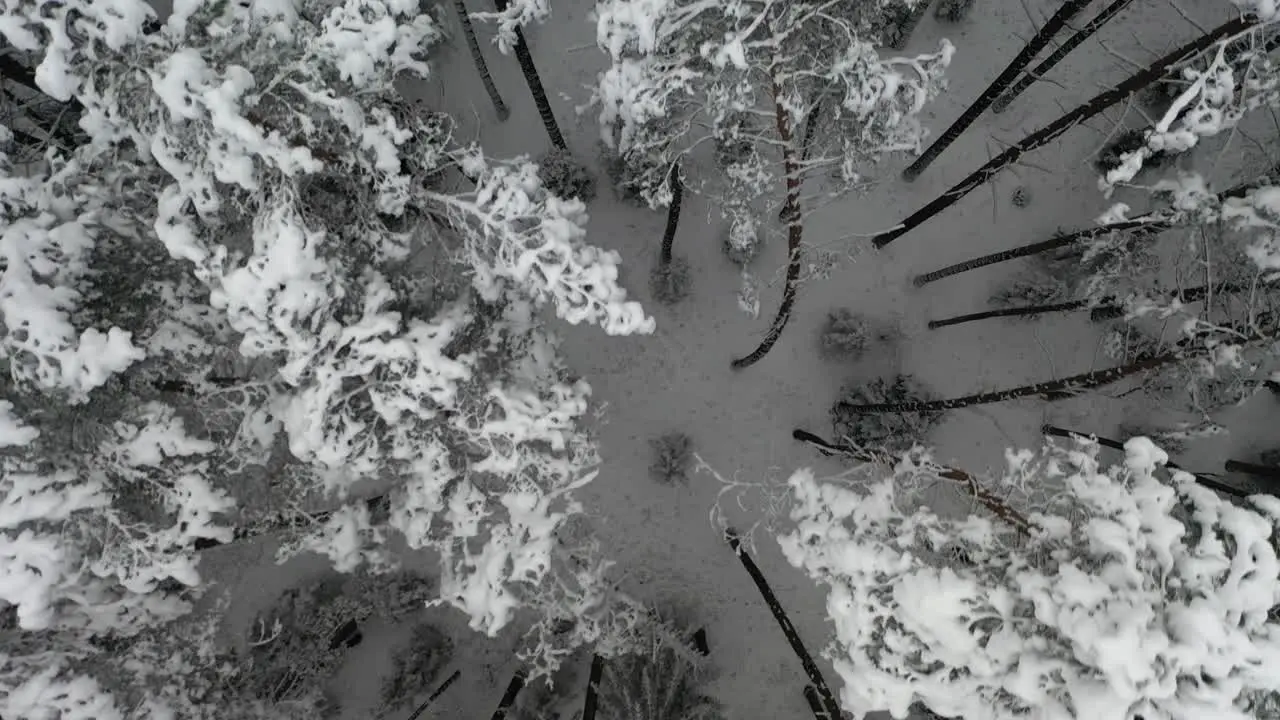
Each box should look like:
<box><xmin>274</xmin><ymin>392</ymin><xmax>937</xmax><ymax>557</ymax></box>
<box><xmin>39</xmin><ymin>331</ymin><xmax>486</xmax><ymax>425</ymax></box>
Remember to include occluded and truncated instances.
<box><xmin>186</xmin><ymin>0</ymin><xmax>1280</xmax><ymax>717</ymax></box>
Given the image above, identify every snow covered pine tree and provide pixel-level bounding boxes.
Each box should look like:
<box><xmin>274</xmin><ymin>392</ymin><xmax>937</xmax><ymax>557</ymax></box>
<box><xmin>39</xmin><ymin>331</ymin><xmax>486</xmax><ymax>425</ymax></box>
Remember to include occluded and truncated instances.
<box><xmin>0</xmin><ymin>0</ymin><xmax>652</xmax><ymax>713</ymax></box>
<box><xmin>780</xmin><ymin>437</ymin><xmax>1280</xmax><ymax>720</ymax></box>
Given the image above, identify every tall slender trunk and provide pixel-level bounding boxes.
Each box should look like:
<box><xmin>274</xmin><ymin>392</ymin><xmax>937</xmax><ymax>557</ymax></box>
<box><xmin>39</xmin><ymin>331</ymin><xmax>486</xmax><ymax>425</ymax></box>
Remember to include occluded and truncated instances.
<box><xmin>405</xmin><ymin>670</ymin><xmax>462</xmax><ymax>720</ymax></box>
<box><xmin>490</xmin><ymin>669</ymin><xmax>528</xmax><ymax>720</ymax></box>
<box><xmin>992</xmin><ymin>0</ymin><xmax>1136</xmax><ymax>113</ymax></box>
<box><xmin>873</xmin><ymin>16</ymin><xmax>1256</xmax><ymax>249</ymax></box>
<box><xmin>835</xmin><ymin>353</ymin><xmax>1181</xmax><ymax>413</ymax></box>
<box><xmin>724</xmin><ymin>528</ymin><xmax>843</xmax><ymax>719</ymax></box>
<box><xmin>929</xmin><ymin>299</ymin><xmax>1089</xmax><ymax>329</ymax></box>
<box><xmin>493</xmin><ymin>0</ymin><xmax>566</xmax><ymax>149</ymax></box>
<box><xmin>902</xmin><ymin>0</ymin><xmax>1096</xmax><ymax>180</ymax></box>
<box><xmin>1042</xmin><ymin>425</ymin><xmax>1244</xmax><ymax>496</ymax></box>
<box><xmin>454</xmin><ymin>0</ymin><xmax>510</xmax><ymax>121</ymax></box>
<box><xmin>912</xmin><ymin>166</ymin><xmax>1278</xmax><ymax>287</ymax></box>
<box><xmin>660</xmin><ymin>161</ymin><xmax>683</xmax><ymax>267</ymax></box>
<box><xmin>1225</xmin><ymin>459</ymin><xmax>1280</xmax><ymax>481</ymax></box>
<box><xmin>580</xmin><ymin>655</ymin><xmax>605</xmax><ymax>720</ymax></box>
<box><xmin>732</xmin><ymin>77</ymin><xmax>805</xmax><ymax>370</ymax></box>
<box><xmin>1089</xmin><ymin>282</ymin><xmax>1240</xmax><ymax>322</ymax></box>
<box><xmin>792</xmin><ymin>429</ymin><xmax>1033</xmax><ymax>532</ymax></box>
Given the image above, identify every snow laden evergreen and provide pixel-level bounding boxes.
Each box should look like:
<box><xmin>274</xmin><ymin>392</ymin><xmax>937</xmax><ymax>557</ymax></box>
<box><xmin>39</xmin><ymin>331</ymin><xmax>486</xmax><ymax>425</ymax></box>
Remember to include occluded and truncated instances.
<box><xmin>780</xmin><ymin>437</ymin><xmax>1280</xmax><ymax>720</ymax></box>
<box><xmin>0</xmin><ymin>0</ymin><xmax>651</xmax><ymax>714</ymax></box>
<box><xmin>590</xmin><ymin>0</ymin><xmax>951</xmax><ymax>312</ymax></box>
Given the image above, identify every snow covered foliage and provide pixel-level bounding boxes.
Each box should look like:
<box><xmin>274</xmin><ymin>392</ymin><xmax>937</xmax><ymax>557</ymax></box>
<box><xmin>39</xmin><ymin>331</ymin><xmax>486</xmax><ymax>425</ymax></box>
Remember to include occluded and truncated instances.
<box><xmin>1099</xmin><ymin>23</ymin><xmax>1280</xmax><ymax>193</ymax></box>
<box><xmin>779</xmin><ymin>436</ymin><xmax>1280</xmax><ymax>720</ymax></box>
<box><xmin>590</xmin><ymin>0</ymin><xmax>952</xmax><ymax>210</ymax></box>
<box><xmin>1</xmin><ymin>0</ymin><xmax>652</xmax><ymax>711</ymax></box>
<box><xmin>1089</xmin><ymin>170</ymin><xmax>1280</xmax><ymax>416</ymax></box>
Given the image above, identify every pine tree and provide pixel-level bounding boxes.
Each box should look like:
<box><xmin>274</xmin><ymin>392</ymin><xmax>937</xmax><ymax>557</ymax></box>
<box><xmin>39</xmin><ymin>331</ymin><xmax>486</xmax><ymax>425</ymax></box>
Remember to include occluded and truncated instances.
<box><xmin>492</xmin><ymin>0</ymin><xmax>565</xmax><ymax>148</ymax></box>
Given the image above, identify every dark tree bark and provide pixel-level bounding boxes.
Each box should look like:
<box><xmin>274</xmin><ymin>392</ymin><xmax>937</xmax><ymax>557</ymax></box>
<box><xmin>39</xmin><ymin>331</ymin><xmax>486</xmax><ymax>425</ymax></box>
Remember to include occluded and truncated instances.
<box><xmin>490</xmin><ymin>669</ymin><xmax>528</xmax><ymax>720</ymax></box>
<box><xmin>1</xmin><ymin>53</ymin><xmax>85</xmax><ymax>149</ymax></box>
<box><xmin>912</xmin><ymin>168</ymin><xmax>1278</xmax><ymax>287</ymax></box>
<box><xmin>732</xmin><ymin>82</ymin><xmax>805</xmax><ymax>370</ymax></box>
<box><xmin>405</xmin><ymin>670</ymin><xmax>461</xmax><ymax>720</ymax></box>
<box><xmin>660</xmin><ymin>161</ymin><xmax>683</xmax><ymax>267</ymax></box>
<box><xmin>873</xmin><ymin>16</ymin><xmax>1257</xmax><ymax>249</ymax></box>
<box><xmin>991</xmin><ymin>0</ymin><xmax>1136</xmax><ymax>113</ymax></box>
<box><xmin>834</xmin><ymin>353</ymin><xmax>1180</xmax><ymax>413</ymax></box>
<box><xmin>792</xmin><ymin>429</ymin><xmax>1033</xmax><ymax>532</ymax></box>
<box><xmin>724</xmin><ymin>528</ymin><xmax>843</xmax><ymax>720</ymax></box>
<box><xmin>902</xmin><ymin>0</ymin><xmax>1097</xmax><ymax>180</ymax></box>
<box><xmin>1088</xmin><ymin>282</ymin><xmax>1241</xmax><ymax>322</ymax></box>
<box><xmin>803</xmin><ymin>686</ymin><xmax>838</xmax><ymax>720</ymax></box>
<box><xmin>580</xmin><ymin>654</ymin><xmax>605</xmax><ymax>720</ymax></box>
<box><xmin>492</xmin><ymin>0</ymin><xmax>565</xmax><ymax>149</ymax></box>
<box><xmin>1041</xmin><ymin>425</ymin><xmax>1246</xmax><ymax>497</ymax></box>
<box><xmin>454</xmin><ymin>0</ymin><xmax>510</xmax><ymax>121</ymax></box>
<box><xmin>1225</xmin><ymin>459</ymin><xmax>1280</xmax><ymax>481</ymax></box>
<box><xmin>929</xmin><ymin>299</ymin><xmax>1089</xmax><ymax>329</ymax></box>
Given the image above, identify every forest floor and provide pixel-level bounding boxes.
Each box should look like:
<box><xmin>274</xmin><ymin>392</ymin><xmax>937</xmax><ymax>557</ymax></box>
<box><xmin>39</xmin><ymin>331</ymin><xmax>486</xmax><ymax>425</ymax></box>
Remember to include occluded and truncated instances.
<box><xmin>196</xmin><ymin>0</ymin><xmax>1280</xmax><ymax>717</ymax></box>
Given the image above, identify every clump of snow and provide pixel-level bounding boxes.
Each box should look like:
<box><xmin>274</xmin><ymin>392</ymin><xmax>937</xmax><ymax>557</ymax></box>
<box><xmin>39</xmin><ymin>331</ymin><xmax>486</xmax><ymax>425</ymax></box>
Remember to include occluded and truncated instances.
<box><xmin>779</xmin><ymin>438</ymin><xmax>1280</xmax><ymax>720</ymax></box>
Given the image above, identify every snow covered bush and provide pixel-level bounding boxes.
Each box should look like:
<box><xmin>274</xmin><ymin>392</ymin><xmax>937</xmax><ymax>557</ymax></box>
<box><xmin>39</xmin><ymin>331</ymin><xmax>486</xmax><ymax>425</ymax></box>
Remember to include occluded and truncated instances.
<box><xmin>378</xmin><ymin>623</ymin><xmax>453</xmax><ymax>716</ymax></box>
<box><xmin>934</xmin><ymin>0</ymin><xmax>977</xmax><ymax>22</ymax></box>
<box><xmin>779</xmin><ymin>436</ymin><xmax>1280</xmax><ymax>720</ymax></box>
<box><xmin>820</xmin><ymin>309</ymin><xmax>895</xmax><ymax>360</ymax></box>
<box><xmin>538</xmin><ymin>147</ymin><xmax>598</xmax><ymax>202</ymax></box>
<box><xmin>598</xmin><ymin>615</ymin><xmax>725</xmax><ymax>720</ymax></box>
<box><xmin>831</xmin><ymin>375</ymin><xmax>942</xmax><ymax>452</ymax></box>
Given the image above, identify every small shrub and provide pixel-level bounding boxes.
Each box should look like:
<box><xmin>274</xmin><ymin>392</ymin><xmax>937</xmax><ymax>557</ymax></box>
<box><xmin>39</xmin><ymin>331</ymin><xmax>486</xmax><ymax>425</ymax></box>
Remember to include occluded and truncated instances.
<box><xmin>378</xmin><ymin>623</ymin><xmax>453</xmax><ymax>716</ymax></box>
<box><xmin>820</xmin><ymin>309</ymin><xmax>895</xmax><ymax>360</ymax></box>
<box><xmin>600</xmin><ymin>142</ymin><xmax>663</xmax><ymax>207</ymax></box>
<box><xmin>538</xmin><ymin>148</ymin><xmax>597</xmax><ymax>202</ymax></box>
<box><xmin>935</xmin><ymin>0</ymin><xmax>976</xmax><ymax>22</ymax></box>
<box><xmin>650</xmin><ymin>432</ymin><xmax>694</xmax><ymax>485</ymax></box>
<box><xmin>831</xmin><ymin>374</ymin><xmax>943</xmax><ymax>453</ymax></box>
<box><xmin>599</xmin><ymin>619</ymin><xmax>724</xmax><ymax>720</ymax></box>
<box><xmin>651</xmin><ymin>256</ymin><xmax>692</xmax><ymax>305</ymax></box>
<box><xmin>1010</xmin><ymin>185</ymin><xmax>1031</xmax><ymax>208</ymax></box>
<box><xmin>1094</xmin><ymin>129</ymin><xmax>1173</xmax><ymax>176</ymax></box>
<box><xmin>989</xmin><ymin>270</ymin><xmax>1069</xmax><ymax>307</ymax></box>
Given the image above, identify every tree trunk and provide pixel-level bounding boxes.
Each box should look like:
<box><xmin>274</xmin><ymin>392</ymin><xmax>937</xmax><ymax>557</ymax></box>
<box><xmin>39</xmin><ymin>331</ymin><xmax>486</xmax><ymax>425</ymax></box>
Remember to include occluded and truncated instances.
<box><xmin>660</xmin><ymin>161</ymin><xmax>683</xmax><ymax>267</ymax></box>
<box><xmin>992</xmin><ymin>0</ymin><xmax>1136</xmax><ymax>113</ymax></box>
<box><xmin>912</xmin><ymin>167</ymin><xmax>1277</xmax><ymax>287</ymax></box>
<box><xmin>690</xmin><ymin>627</ymin><xmax>710</xmax><ymax>656</ymax></box>
<box><xmin>493</xmin><ymin>0</ymin><xmax>565</xmax><ymax>149</ymax></box>
<box><xmin>732</xmin><ymin>79</ymin><xmax>805</xmax><ymax>370</ymax></box>
<box><xmin>873</xmin><ymin>16</ymin><xmax>1256</xmax><ymax>249</ymax></box>
<box><xmin>902</xmin><ymin>0</ymin><xmax>1097</xmax><ymax>180</ymax></box>
<box><xmin>835</xmin><ymin>353</ymin><xmax>1180</xmax><ymax>413</ymax></box>
<box><xmin>1042</xmin><ymin>425</ymin><xmax>1245</xmax><ymax>497</ymax></box>
<box><xmin>490</xmin><ymin>669</ymin><xmax>528</xmax><ymax>720</ymax></box>
<box><xmin>803</xmin><ymin>686</ymin><xmax>838</xmax><ymax>720</ymax></box>
<box><xmin>1089</xmin><ymin>282</ymin><xmax>1240</xmax><ymax>322</ymax></box>
<box><xmin>724</xmin><ymin>528</ymin><xmax>843</xmax><ymax>720</ymax></box>
<box><xmin>580</xmin><ymin>654</ymin><xmax>605</xmax><ymax>720</ymax></box>
<box><xmin>929</xmin><ymin>299</ymin><xmax>1089</xmax><ymax>329</ymax></box>
<box><xmin>406</xmin><ymin>669</ymin><xmax>462</xmax><ymax>720</ymax></box>
<box><xmin>454</xmin><ymin>0</ymin><xmax>510</xmax><ymax>121</ymax></box>
<box><xmin>792</xmin><ymin>428</ymin><xmax>1033</xmax><ymax>532</ymax></box>
<box><xmin>1225</xmin><ymin>459</ymin><xmax>1280</xmax><ymax>481</ymax></box>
